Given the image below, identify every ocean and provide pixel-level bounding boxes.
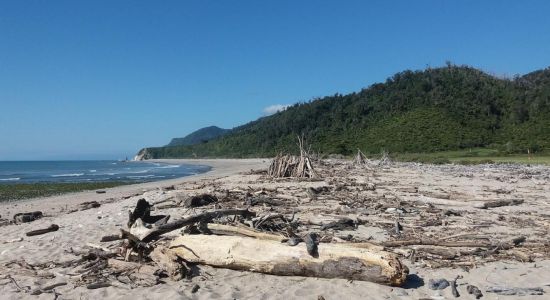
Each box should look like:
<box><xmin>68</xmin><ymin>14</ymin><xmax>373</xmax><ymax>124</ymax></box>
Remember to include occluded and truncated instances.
<box><xmin>0</xmin><ymin>160</ymin><xmax>211</xmax><ymax>184</ymax></box>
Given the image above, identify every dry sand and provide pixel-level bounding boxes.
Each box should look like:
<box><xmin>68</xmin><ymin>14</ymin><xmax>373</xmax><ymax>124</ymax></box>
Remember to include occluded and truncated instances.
<box><xmin>1</xmin><ymin>158</ymin><xmax>549</xmax><ymax>299</ymax></box>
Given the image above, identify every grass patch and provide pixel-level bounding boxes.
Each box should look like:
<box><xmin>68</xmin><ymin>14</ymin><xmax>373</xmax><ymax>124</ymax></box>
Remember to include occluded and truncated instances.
<box><xmin>0</xmin><ymin>181</ymin><xmax>132</xmax><ymax>202</ymax></box>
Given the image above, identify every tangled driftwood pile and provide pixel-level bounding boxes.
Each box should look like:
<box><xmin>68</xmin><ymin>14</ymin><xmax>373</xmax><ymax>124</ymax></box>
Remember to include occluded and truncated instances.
<box><xmin>268</xmin><ymin>136</ymin><xmax>317</xmax><ymax>178</ymax></box>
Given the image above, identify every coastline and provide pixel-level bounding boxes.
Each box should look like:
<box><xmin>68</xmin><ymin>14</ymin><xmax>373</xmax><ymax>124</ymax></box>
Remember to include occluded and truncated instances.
<box><xmin>0</xmin><ymin>158</ymin><xmax>268</xmax><ymax>220</ymax></box>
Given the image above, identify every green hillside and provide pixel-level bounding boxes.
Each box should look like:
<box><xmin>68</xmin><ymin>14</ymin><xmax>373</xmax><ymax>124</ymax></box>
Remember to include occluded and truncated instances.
<box><xmin>138</xmin><ymin>64</ymin><xmax>550</xmax><ymax>159</ymax></box>
<box><xmin>166</xmin><ymin>126</ymin><xmax>230</xmax><ymax>147</ymax></box>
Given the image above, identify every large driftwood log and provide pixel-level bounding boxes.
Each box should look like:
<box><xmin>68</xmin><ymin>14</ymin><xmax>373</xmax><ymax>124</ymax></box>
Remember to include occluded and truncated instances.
<box><xmin>169</xmin><ymin>235</ymin><xmax>408</xmax><ymax>286</ymax></box>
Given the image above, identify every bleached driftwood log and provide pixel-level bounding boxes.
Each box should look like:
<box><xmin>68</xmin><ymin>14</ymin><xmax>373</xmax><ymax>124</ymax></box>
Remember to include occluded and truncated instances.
<box><xmin>205</xmin><ymin>223</ymin><xmax>285</xmax><ymax>242</ymax></box>
<box><xmin>169</xmin><ymin>235</ymin><xmax>408</xmax><ymax>286</ymax></box>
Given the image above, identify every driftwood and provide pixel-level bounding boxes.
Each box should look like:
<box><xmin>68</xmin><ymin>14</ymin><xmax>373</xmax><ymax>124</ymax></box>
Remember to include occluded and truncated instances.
<box><xmin>474</xmin><ymin>199</ymin><xmax>524</xmax><ymax>209</ymax></box>
<box><xmin>184</xmin><ymin>194</ymin><xmax>218</xmax><ymax>208</ymax></box>
<box><xmin>169</xmin><ymin>235</ymin><xmax>408</xmax><ymax>286</ymax></box>
<box><xmin>268</xmin><ymin>154</ymin><xmax>317</xmax><ymax>178</ymax></box>
<box><xmin>130</xmin><ymin>209</ymin><xmax>255</xmax><ymax>242</ymax></box>
<box><xmin>79</xmin><ymin>201</ymin><xmax>100</xmax><ymax>210</ymax></box>
<box><xmin>26</xmin><ymin>224</ymin><xmax>59</xmax><ymax>236</ymax></box>
<box><xmin>205</xmin><ymin>223</ymin><xmax>285</xmax><ymax>242</ymax></box>
<box><xmin>100</xmin><ymin>234</ymin><xmax>124</xmax><ymax>242</ymax></box>
<box><xmin>467</xmin><ymin>284</ymin><xmax>483</xmax><ymax>299</ymax></box>
<box><xmin>150</xmin><ymin>246</ymin><xmax>187</xmax><ymax>280</ymax></box>
<box><xmin>30</xmin><ymin>282</ymin><xmax>67</xmax><ymax>295</ymax></box>
<box><xmin>128</xmin><ymin>199</ymin><xmax>169</xmax><ymax>228</ymax></box>
<box><xmin>304</xmin><ymin>232</ymin><xmax>319</xmax><ymax>257</ymax></box>
<box><xmin>13</xmin><ymin>211</ymin><xmax>43</xmax><ymax>223</ymax></box>
<box><xmin>353</xmin><ymin>149</ymin><xmax>368</xmax><ymax>165</ymax></box>
<box><xmin>268</xmin><ymin>136</ymin><xmax>317</xmax><ymax>178</ymax></box>
<box><xmin>245</xmin><ymin>196</ymin><xmax>284</xmax><ymax>207</ymax></box>
<box><xmin>486</xmin><ymin>286</ymin><xmax>544</xmax><ymax>296</ymax></box>
<box><xmin>380</xmin><ymin>236</ymin><xmax>525</xmax><ymax>249</ymax></box>
<box><xmin>320</xmin><ymin>218</ymin><xmax>356</xmax><ymax>231</ymax></box>
<box><xmin>450</xmin><ymin>276</ymin><xmax>461</xmax><ymax>297</ymax></box>
<box><xmin>87</xmin><ymin>282</ymin><xmax>111</xmax><ymax>289</ymax></box>
<box><xmin>107</xmin><ymin>259</ymin><xmax>158</xmax><ymax>274</ymax></box>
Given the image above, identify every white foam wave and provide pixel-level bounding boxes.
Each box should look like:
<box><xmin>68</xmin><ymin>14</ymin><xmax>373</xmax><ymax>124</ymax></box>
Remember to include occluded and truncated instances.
<box><xmin>51</xmin><ymin>173</ymin><xmax>84</xmax><ymax>177</ymax></box>
<box><xmin>128</xmin><ymin>170</ymin><xmax>149</xmax><ymax>174</ymax></box>
<box><xmin>89</xmin><ymin>170</ymin><xmax>97</xmax><ymax>173</ymax></box>
<box><xmin>128</xmin><ymin>175</ymin><xmax>156</xmax><ymax>179</ymax></box>
<box><xmin>156</xmin><ymin>165</ymin><xmax>180</xmax><ymax>169</ymax></box>
<box><xmin>0</xmin><ymin>177</ymin><xmax>20</xmax><ymax>181</ymax></box>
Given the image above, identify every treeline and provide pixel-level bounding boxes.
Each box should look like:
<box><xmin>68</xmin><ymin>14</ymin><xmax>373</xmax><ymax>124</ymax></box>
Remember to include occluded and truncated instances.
<box><xmin>138</xmin><ymin>64</ymin><xmax>550</xmax><ymax>159</ymax></box>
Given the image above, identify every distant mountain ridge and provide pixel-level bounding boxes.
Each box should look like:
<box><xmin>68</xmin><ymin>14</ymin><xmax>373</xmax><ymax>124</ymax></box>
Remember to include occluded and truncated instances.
<box><xmin>166</xmin><ymin>126</ymin><xmax>230</xmax><ymax>147</ymax></box>
<box><xmin>137</xmin><ymin>64</ymin><xmax>550</xmax><ymax>159</ymax></box>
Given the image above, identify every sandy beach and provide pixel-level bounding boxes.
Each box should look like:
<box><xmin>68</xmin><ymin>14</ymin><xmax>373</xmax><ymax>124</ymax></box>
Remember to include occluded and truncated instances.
<box><xmin>1</xmin><ymin>158</ymin><xmax>549</xmax><ymax>299</ymax></box>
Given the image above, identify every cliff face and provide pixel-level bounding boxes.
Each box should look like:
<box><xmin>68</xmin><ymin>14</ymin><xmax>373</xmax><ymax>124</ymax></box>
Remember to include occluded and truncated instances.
<box><xmin>133</xmin><ymin>148</ymin><xmax>153</xmax><ymax>161</ymax></box>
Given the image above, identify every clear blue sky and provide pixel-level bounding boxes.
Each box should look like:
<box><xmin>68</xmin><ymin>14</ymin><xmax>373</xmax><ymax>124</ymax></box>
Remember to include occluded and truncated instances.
<box><xmin>1</xmin><ymin>0</ymin><xmax>549</xmax><ymax>160</ymax></box>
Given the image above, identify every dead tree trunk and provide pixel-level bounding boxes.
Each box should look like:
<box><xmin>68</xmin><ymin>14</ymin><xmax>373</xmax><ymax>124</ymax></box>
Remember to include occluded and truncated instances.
<box><xmin>169</xmin><ymin>235</ymin><xmax>408</xmax><ymax>286</ymax></box>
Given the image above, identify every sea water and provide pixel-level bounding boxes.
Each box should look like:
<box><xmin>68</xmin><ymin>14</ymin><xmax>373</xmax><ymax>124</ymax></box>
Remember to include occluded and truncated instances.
<box><xmin>0</xmin><ymin>160</ymin><xmax>210</xmax><ymax>184</ymax></box>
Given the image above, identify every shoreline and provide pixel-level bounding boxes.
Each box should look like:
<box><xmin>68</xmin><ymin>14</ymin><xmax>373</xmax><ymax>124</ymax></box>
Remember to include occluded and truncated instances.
<box><xmin>1</xmin><ymin>158</ymin><xmax>548</xmax><ymax>299</ymax></box>
<box><xmin>0</xmin><ymin>158</ymin><xmax>268</xmax><ymax>220</ymax></box>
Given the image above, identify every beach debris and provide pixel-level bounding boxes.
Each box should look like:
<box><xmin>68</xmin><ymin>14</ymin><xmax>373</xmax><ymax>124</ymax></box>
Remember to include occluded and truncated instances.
<box><xmin>169</xmin><ymin>234</ymin><xmax>409</xmax><ymax>286</ymax></box>
<box><xmin>26</xmin><ymin>224</ymin><xmax>59</xmax><ymax>236</ymax></box>
<box><xmin>100</xmin><ymin>233</ymin><xmax>124</xmax><ymax>242</ymax></box>
<box><xmin>467</xmin><ymin>285</ymin><xmax>483</xmax><ymax>299</ymax></box>
<box><xmin>286</xmin><ymin>236</ymin><xmax>303</xmax><ymax>246</ymax></box>
<box><xmin>474</xmin><ymin>199</ymin><xmax>524</xmax><ymax>209</ymax></box>
<box><xmin>150</xmin><ymin>246</ymin><xmax>187</xmax><ymax>280</ymax></box>
<box><xmin>394</xmin><ymin>220</ymin><xmax>402</xmax><ymax>234</ymax></box>
<box><xmin>96</xmin><ymin>190</ymin><xmax>106</xmax><ymax>194</ymax></box>
<box><xmin>268</xmin><ymin>153</ymin><xmax>317</xmax><ymax>178</ymax></box>
<box><xmin>450</xmin><ymin>276</ymin><xmax>461</xmax><ymax>297</ymax></box>
<box><xmin>378</xmin><ymin>150</ymin><xmax>392</xmax><ymax>166</ymax></box>
<box><xmin>320</xmin><ymin>218</ymin><xmax>356</xmax><ymax>231</ymax></box>
<box><xmin>245</xmin><ymin>195</ymin><xmax>283</xmax><ymax>206</ymax></box>
<box><xmin>205</xmin><ymin>223</ymin><xmax>285</xmax><ymax>242</ymax></box>
<box><xmin>304</xmin><ymin>232</ymin><xmax>319</xmax><ymax>257</ymax></box>
<box><xmin>86</xmin><ymin>282</ymin><xmax>111</xmax><ymax>289</ymax></box>
<box><xmin>191</xmin><ymin>284</ymin><xmax>200</xmax><ymax>293</ymax></box>
<box><xmin>486</xmin><ymin>286</ymin><xmax>544</xmax><ymax>296</ymax></box>
<box><xmin>249</xmin><ymin>212</ymin><xmax>294</xmax><ymax>231</ymax></box>
<box><xmin>13</xmin><ymin>211</ymin><xmax>43</xmax><ymax>223</ymax></box>
<box><xmin>80</xmin><ymin>201</ymin><xmax>101</xmax><ymax>210</ymax></box>
<box><xmin>30</xmin><ymin>281</ymin><xmax>67</xmax><ymax>295</ymax></box>
<box><xmin>162</xmin><ymin>185</ymin><xmax>175</xmax><ymax>191</ymax></box>
<box><xmin>3</xmin><ymin>237</ymin><xmax>24</xmax><ymax>244</ymax></box>
<box><xmin>4</xmin><ymin>157</ymin><xmax>550</xmax><ymax>297</ymax></box>
<box><xmin>128</xmin><ymin>199</ymin><xmax>169</xmax><ymax>227</ymax></box>
<box><xmin>184</xmin><ymin>193</ymin><xmax>218</xmax><ymax>208</ymax></box>
<box><xmin>428</xmin><ymin>278</ymin><xmax>450</xmax><ymax>290</ymax></box>
<box><xmin>126</xmin><ymin>208</ymin><xmax>255</xmax><ymax>242</ymax></box>
<box><xmin>353</xmin><ymin>149</ymin><xmax>368</xmax><ymax>166</ymax></box>
<box><xmin>267</xmin><ymin>136</ymin><xmax>317</xmax><ymax>178</ymax></box>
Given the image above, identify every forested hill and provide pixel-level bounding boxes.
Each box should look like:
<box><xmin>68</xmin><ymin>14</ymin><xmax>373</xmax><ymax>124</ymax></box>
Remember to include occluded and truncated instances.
<box><xmin>166</xmin><ymin>126</ymin><xmax>230</xmax><ymax>147</ymax></box>
<box><xmin>137</xmin><ymin>64</ymin><xmax>550</xmax><ymax>159</ymax></box>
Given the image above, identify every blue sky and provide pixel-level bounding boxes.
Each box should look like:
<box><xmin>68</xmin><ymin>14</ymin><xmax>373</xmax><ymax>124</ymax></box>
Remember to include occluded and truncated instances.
<box><xmin>1</xmin><ymin>0</ymin><xmax>549</xmax><ymax>160</ymax></box>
